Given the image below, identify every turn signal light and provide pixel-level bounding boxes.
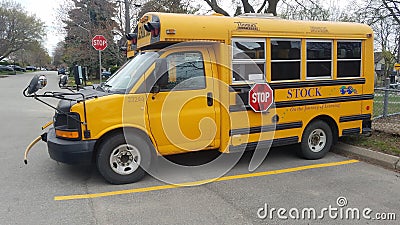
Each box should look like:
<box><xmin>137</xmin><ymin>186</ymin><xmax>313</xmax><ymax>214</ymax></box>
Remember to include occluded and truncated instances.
<box><xmin>56</xmin><ymin>130</ymin><xmax>79</xmax><ymax>139</ymax></box>
<box><xmin>166</xmin><ymin>29</ymin><xmax>176</xmax><ymax>34</ymax></box>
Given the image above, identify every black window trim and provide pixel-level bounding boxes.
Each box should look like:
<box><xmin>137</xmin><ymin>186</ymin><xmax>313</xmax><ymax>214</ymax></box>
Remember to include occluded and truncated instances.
<box><xmin>337</xmin><ymin>40</ymin><xmax>362</xmax><ymax>78</ymax></box>
<box><xmin>231</xmin><ymin>37</ymin><xmax>266</xmax><ymax>83</ymax></box>
<box><xmin>306</xmin><ymin>39</ymin><xmax>333</xmax><ymax>80</ymax></box>
<box><xmin>270</xmin><ymin>38</ymin><xmax>302</xmax><ymax>81</ymax></box>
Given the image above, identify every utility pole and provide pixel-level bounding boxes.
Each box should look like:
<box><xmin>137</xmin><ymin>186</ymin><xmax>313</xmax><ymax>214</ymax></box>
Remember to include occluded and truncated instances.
<box><xmin>397</xmin><ymin>34</ymin><xmax>400</xmax><ymax>79</ymax></box>
<box><xmin>124</xmin><ymin>0</ymin><xmax>130</xmax><ymax>34</ymax></box>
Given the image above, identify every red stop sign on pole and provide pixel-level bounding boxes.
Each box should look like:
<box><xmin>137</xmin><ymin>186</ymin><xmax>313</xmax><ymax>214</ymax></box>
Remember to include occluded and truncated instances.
<box><xmin>248</xmin><ymin>83</ymin><xmax>274</xmax><ymax>112</ymax></box>
<box><xmin>92</xmin><ymin>35</ymin><xmax>107</xmax><ymax>51</ymax></box>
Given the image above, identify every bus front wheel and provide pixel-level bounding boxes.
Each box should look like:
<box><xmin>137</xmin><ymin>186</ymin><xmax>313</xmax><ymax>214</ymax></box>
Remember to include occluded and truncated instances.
<box><xmin>299</xmin><ymin>120</ymin><xmax>333</xmax><ymax>159</ymax></box>
<box><xmin>96</xmin><ymin>132</ymin><xmax>152</xmax><ymax>184</ymax></box>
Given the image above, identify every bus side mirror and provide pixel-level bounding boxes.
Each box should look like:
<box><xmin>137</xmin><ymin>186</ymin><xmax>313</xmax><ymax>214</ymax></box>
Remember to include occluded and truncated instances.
<box><xmin>26</xmin><ymin>75</ymin><xmax>47</xmax><ymax>95</ymax></box>
<box><xmin>150</xmin><ymin>85</ymin><xmax>160</xmax><ymax>93</ymax></box>
<box><xmin>73</xmin><ymin>66</ymin><xmax>82</xmax><ymax>86</ymax></box>
<box><xmin>59</xmin><ymin>75</ymin><xmax>68</xmax><ymax>87</ymax></box>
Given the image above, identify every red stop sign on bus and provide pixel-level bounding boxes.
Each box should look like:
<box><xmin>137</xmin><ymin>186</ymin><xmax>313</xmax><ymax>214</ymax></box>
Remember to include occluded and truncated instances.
<box><xmin>92</xmin><ymin>35</ymin><xmax>107</xmax><ymax>51</ymax></box>
<box><xmin>248</xmin><ymin>83</ymin><xmax>274</xmax><ymax>112</ymax></box>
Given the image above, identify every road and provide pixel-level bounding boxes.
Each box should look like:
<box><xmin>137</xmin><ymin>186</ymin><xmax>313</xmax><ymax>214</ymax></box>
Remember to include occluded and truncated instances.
<box><xmin>0</xmin><ymin>72</ymin><xmax>399</xmax><ymax>224</ymax></box>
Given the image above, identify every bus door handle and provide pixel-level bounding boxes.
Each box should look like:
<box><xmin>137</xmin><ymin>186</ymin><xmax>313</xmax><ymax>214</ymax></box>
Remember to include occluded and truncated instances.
<box><xmin>207</xmin><ymin>92</ymin><xmax>213</xmax><ymax>106</ymax></box>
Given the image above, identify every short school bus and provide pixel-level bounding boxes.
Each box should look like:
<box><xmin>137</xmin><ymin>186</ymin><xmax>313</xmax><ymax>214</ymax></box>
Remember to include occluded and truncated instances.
<box><xmin>28</xmin><ymin>13</ymin><xmax>374</xmax><ymax>184</ymax></box>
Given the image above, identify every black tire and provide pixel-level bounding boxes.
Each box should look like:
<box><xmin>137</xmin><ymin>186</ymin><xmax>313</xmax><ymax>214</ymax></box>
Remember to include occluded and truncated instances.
<box><xmin>96</xmin><ymin>132</ymin><xmax>152</xmax><ymax>184</ymax></box>
<box><xmin>299</xmin><ymin>120</ymin><xmax>333</xmax><ymax>160</ymax></box>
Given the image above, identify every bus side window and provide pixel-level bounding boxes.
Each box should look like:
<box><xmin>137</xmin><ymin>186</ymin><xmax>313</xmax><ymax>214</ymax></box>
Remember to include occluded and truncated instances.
<box><xmin>271</xmin><ymin>39</ymin><xmax>301</xmax><ymax>81</ymax></box>
<box><xmin>337</xmin><ymin>41</ymin><xmax>362</xmax><ymax>78</ymax></box>
<box><xmin>159</xmin><ymin>51</ymin><xmax>206</xmax><ymax>91</ymax></box>
<box><xmin>231</xmin><ymin>38</ymin><xmax>266</xmax><ymax>82</ymax></box>
<box><xmin>306</xmin><ymin>40</ymin><xmax>332</xmax><ymax>78</ymax></box>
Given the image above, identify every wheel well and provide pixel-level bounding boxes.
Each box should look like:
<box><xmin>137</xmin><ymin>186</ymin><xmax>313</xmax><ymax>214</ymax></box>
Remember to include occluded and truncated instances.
<box><xmin>92</xmin><ymin>127</ymin><xmax>155</xmax><ymax>162</ymax></box>
<box><xmin>305</xmin><ymin>115</ymin><xmax>339</xmax><ymax>144</ymax></box>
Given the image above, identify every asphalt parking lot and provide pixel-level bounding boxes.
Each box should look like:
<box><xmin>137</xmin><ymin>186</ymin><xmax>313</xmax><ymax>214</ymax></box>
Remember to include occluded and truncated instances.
<box><xmin>0</xmin><ymin>72</ymin><xmax>399</xmax><ymax>224</ymax></box>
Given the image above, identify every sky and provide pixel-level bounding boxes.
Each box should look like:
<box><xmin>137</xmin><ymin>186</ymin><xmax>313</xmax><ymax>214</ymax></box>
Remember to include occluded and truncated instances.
<box><xmin>14</xmin><ymin>0</ymin><xmax>350</xmax><ymax>57</ymax></box>
<box><xmin>15</xmin><ymin>0</ymin><xmax>63</xmax><ymax>56</ymax></box>
<box><xmin>13</xmin><ymin>0</ymin><xmax>215</xmax><ymax>56</ymax></box>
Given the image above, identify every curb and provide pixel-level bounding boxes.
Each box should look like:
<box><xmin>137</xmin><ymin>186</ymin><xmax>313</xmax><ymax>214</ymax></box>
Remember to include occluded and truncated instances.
<box><xmin>332</xmin><ymin>142</ymin><xmax>400</xmax><ymax>170</ymax></box>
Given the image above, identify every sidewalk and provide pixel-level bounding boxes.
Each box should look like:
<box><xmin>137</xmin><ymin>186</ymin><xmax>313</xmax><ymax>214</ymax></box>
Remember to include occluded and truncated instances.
<box><xmin>333</xmin><ymin>142</ymin><xmax>400</xmax><ymax>170</ymax></box>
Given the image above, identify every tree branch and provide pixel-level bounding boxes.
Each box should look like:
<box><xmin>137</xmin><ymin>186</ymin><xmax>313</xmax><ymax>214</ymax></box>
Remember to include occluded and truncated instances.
<box><xmin>241</xmin><ymin>0</ymin><xmax>255</xmax><ymax>13</ymax></box>
<box><xmin>203</xmin><ymin>0</ymin><xmax>230</xmax><ymax>16</ymax></box>
<box><xmin>383</xmin><ymin>0</ymin><xmax>400</xmax><ymax>25</ymax></box>
<box><xmin>257</xmin><ymin>0</ymin><xmax>268</xmax><ymax>13</ymax></box>
<box><xmin>266</xmin><ymin>0</ymin><xmax>279</xmax><ymax>16</ymax></box>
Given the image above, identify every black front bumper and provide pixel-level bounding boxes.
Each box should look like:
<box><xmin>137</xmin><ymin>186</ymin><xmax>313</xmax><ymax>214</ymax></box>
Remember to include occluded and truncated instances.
<box><xmin>47</xmin><ymin>128</ymin><xmax>96</xmax><ymax>165</ymax></box>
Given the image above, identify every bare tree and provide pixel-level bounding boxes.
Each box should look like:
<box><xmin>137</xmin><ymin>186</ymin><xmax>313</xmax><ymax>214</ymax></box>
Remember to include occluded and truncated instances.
<box><xmin>137</xmin><ymin>0</ymin><xmax>198</xmax><ymax>18</ymax></box>
<box><xmin>8</xmin><ymin>41</ymin><xmax>51</xmax><ymax>67</ymax></box>
<box><xmin>0</xmin><ymin>0</ymin><xmax>45</xmax><ymax>61</ymax></box>
<box><xmin>382</xmin><ymin>0</ymin><xmax>400</xmax><ymax>25</ymax></box>
<box><xmin>357</xmin><ymin>0</ymin><xmax>400</xmax><ymax>71</ymax></box>
<box><xmin>52</xmin><ymin>41</ymin><xmax>66</xmax><ymax>68</ymax></box>
<box><xmin>203</xmin><ymin>0</ymin><xmax>280</xmax><ymax>16</ymax></box>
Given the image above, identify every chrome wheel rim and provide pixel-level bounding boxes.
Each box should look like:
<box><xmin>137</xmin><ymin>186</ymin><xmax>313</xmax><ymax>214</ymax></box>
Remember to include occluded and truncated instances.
<box><xmin>109</xmin><ymin>144</ymin><xmax>141</xmax><ymax>175</ymax></box>
<box><xmin>308</xmin><ymin>129</ymin><xmax>326</xmax><ymax>153</ymax></box>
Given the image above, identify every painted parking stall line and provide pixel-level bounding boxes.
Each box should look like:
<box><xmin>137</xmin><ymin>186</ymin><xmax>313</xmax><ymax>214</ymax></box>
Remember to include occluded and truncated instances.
<box><xmin>54</xmin><ymin>159</ymin><xmax>359</xmax><ymax>201</ymax></box>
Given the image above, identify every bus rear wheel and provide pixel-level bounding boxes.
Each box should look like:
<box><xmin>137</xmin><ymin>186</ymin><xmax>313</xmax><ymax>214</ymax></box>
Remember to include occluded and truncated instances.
<box><xmin>299</xmin><ymin>120</ymin><xmax>333</xmax><ymax>159</ymax></box>
<box><xmin>96</xmin><ymin>132</ymin><xmax>152</xmax><ymax>184</ymax></box>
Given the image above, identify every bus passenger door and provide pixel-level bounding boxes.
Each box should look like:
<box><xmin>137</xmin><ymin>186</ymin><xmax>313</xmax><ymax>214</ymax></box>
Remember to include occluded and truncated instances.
<box><xmin>146</xmin><ymin>49</ymin><xmax>218</xmax><ymax>155</ymax></box>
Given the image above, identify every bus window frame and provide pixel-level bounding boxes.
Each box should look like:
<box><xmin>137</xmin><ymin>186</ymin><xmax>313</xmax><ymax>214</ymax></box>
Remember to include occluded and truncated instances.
<box><xmin>306</xmin><ymin>39</ymin><xmax>333</xmax><ymax>80</ymax></box>
<box><xmin>270</xmin><ymin>38</ymin><xmax>302</xmax><ymax>82</ymax></box>
<box><xmin>231</xmin><ymin>37</ymin><xmax>266</xmax><ymax>83</ymax></box>
<box><xmin>158</xmin><ymin>50</ymin><xmax>207</xmax><ymax>92</ymax></box>
<box><xmin>337</xmin><ymin>40</ymin><xmax>362</xmax><ymax>78</ymax></box>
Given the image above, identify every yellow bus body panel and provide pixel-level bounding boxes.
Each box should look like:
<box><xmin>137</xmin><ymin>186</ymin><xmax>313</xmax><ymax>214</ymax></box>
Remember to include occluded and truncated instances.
<box><xmin>71</xmin><ymin>12</ymin><xmax>374</xmax><ymax>156</ymax></box>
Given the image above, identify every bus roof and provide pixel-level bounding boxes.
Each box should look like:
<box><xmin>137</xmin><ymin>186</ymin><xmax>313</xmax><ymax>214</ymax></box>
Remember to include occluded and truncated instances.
<box><xmin>136</xmin><ymin>12</ymin><xmax>373</xmax><ymax>50</ymax></box>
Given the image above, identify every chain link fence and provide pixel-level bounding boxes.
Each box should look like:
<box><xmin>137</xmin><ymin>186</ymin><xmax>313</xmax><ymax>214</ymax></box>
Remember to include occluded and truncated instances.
<box><xmin>373</xmin><ymin>80</ymin><xmax>400</xmax><ymax>135</ymax></box>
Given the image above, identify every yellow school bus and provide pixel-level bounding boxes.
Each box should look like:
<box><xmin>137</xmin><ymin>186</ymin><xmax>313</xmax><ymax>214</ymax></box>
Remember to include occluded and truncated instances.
<box><xmin>24</xmin><ymin>12</ymin><xmax>374</xmax><ymax>184</ymax></box>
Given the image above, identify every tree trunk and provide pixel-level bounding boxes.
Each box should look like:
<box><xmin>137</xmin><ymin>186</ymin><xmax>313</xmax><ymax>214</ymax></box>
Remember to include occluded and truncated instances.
<box><xmin>241</xmin><ymin>0</ymin><xmax>255</xmax><ymax>13</ymax></box>
<box><xmin>124</xmin><ymin>0</ymin><xmax>131</xmax><ymax>34</ymax></box>
<box><xmin>203</xmin><ymin>0</ymin><xmax>230</xmax><ymax>16</ymax></box>
<box><xmin>266</xmin><ymin>0</ymin><xmax>279</xmax><ymax>16</ymax></box>
<box><xmin>257</xmin><ymin>0</ymin><xmax>268</xmax><ymax>13</ymax></box>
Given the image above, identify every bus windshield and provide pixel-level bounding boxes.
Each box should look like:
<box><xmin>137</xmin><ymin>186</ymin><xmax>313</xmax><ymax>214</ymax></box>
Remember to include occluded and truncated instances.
<box><xmin>103</xmin><ymin>51</ymin><xmax>159</xmax><ymax>93</ymax></box>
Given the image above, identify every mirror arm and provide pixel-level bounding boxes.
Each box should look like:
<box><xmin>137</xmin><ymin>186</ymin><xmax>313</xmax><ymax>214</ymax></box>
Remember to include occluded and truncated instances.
<box><xmin>30</xmin><ymin>92</ymin><xmax>89</xmax><ymax>128</ymax></box>
<box><xmin>41</xmin><ymin>92</ymin><xmax>89</xmax><ymax>135</ymax></box>
<box><xmin>22</xmin><ymin>87</ymin><xmax>30</xmax><ymax>97</ymax></box>
<box><xmin>150</xmin><ymin>85</ymin><xmax>160</xmax><ymax>99</ymax></box>
<box><xmin>151</xmin><ymin>92</ymin><xmax>157</xmax><ymax>100</ymax></box>
<box><xmin>57</xmin><ymin>84</ymin><xmax>76</xmax><ymax>93</ymax></box>
<box><xmin>79</xmin><ymin>93</ymin><xmax>89</xmax><ymax>137</ymax></box>
<box><xmin>33</xmin><ymin>96</ymin><xmax>80</xmax><ymax>124</ymax></box>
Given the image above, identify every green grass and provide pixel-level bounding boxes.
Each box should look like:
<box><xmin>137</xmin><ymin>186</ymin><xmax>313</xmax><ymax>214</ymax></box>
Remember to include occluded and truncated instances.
<box><xmin>341</xmin><ymin>132</ymin><xmax>400</xmax><ymax>156</ymax></box>
<box><xmin>373</xmin><ymin>91</ymin><xmax>400</xmax><ymax>117</ymax></box>
<box><xmin>374</xmin><ymin>94</ymin><xmax>400</xmax><ymax>103</ymax></box>
<box><xmin>0</xmin><ymin>71</ymin><xmax>16</xmax><ymax>75</ymax></box>
<box><xmin>373</xmin><ymin>102</ymin><xmax>400</xmax><ymax>116</ymax></box>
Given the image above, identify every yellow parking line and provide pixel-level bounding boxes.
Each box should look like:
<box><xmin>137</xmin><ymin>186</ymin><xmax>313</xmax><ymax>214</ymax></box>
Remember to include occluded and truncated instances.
<box><xmin>54</xmin><ymin>159</ymin><xmax>359</xmax><ymax>201</ymax></box>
